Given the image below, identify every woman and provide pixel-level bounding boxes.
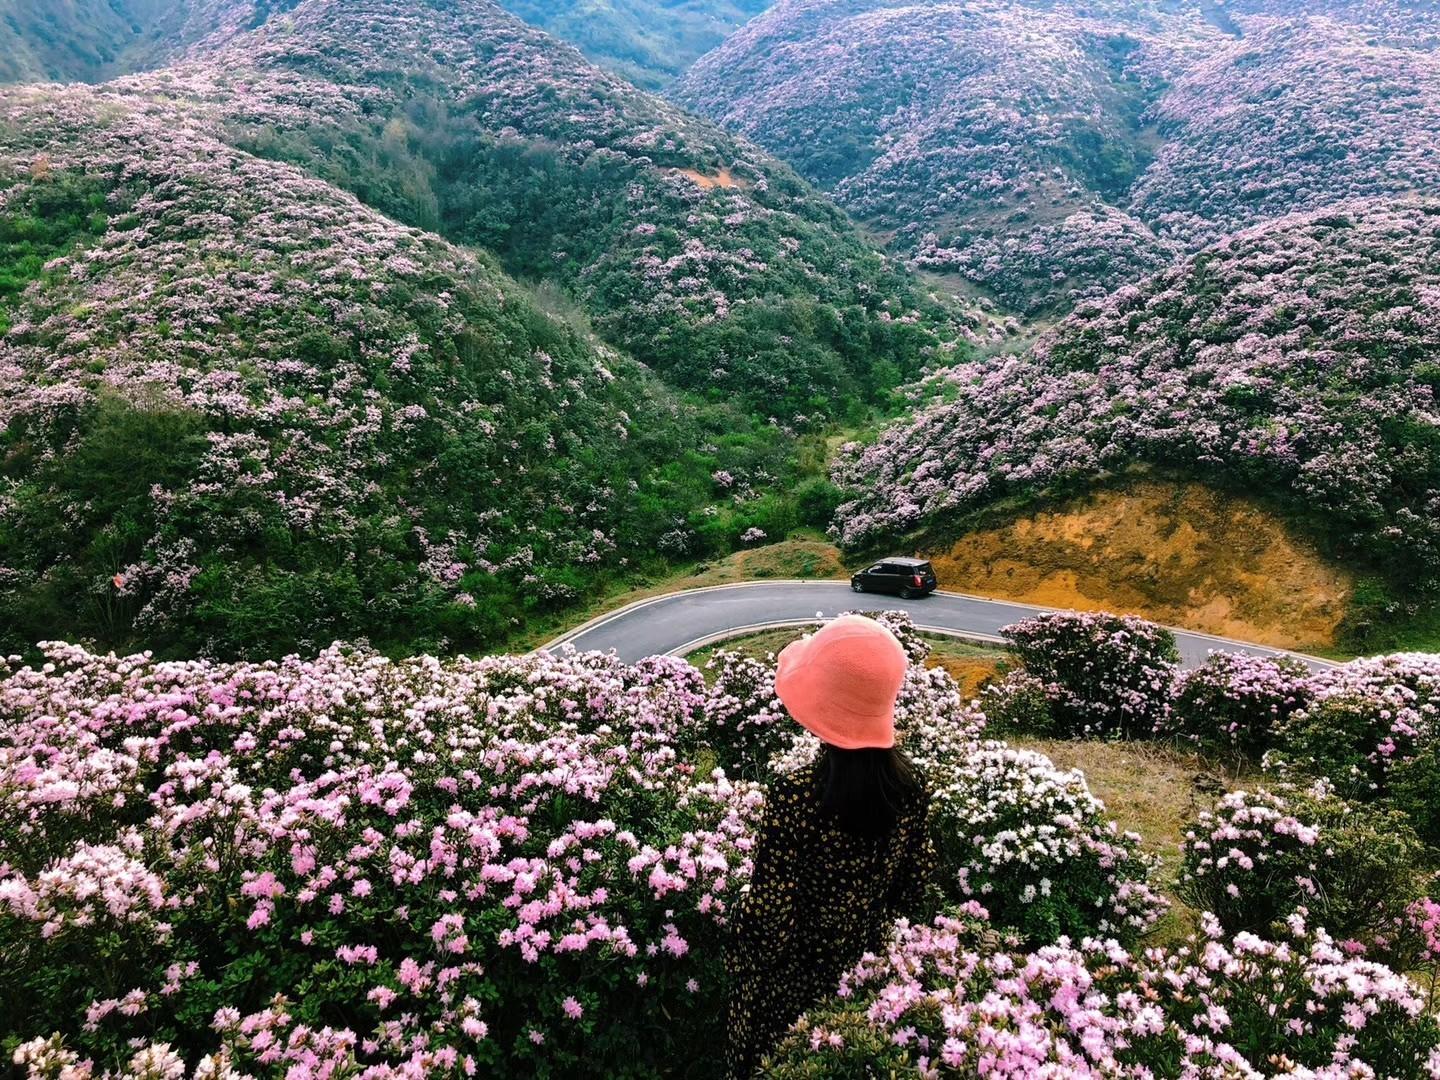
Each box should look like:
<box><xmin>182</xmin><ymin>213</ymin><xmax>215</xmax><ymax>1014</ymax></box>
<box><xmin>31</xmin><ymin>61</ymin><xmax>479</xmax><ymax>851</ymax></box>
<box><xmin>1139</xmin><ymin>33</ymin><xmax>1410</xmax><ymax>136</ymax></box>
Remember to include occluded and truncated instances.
<box><xmin>726</xmin><ymin>614</ymin><xmax>935</xmax><ymax>1077</ymax></box>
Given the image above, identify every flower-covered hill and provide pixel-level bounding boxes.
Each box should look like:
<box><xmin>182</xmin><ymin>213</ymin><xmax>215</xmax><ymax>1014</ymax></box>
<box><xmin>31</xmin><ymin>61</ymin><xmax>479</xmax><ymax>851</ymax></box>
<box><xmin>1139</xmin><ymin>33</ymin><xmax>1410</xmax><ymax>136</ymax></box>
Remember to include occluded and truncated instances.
<box><xmin>1204</xmin><ymin>0</ymin><xmax>1440</xmax><ymax>46</ymax></box>
<box><xmin>832</xmin><ymin>200</ymin><xmax>1440</xmax><ymax>626</ymax></box>
<box><xmin>674</xmin><ymin>0</ymin><xmax>1218</xmax><ymax>314</ymax></box>
<box><xmin>675</xmin><ymin>0</ymin><xmax>1440</xmax><ymax>318</ymax></box>
<box><xmin>110</xmin><ymin>0</ymin><xmax>961</xmax><ymax>417</ymax></box>
<box><xmin>0</xmin><ymin>83</ymin><xmax>721</xmax><ymax>660</ymax></box>
<box><xmin>1131</xmin><ymin>18</ymin><xmax>1440</xmax><ymax>247</ymax></box>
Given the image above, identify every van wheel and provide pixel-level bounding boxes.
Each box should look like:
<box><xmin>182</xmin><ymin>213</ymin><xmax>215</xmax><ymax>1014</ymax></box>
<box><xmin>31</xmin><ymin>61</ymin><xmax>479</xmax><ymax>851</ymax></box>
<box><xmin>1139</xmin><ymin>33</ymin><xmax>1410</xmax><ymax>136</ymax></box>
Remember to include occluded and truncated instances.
<box><xmin>900</xmin><ymin>587</ymin><xmax>918</xmax><ymax>599</ymax></box>
<box><xmin>851</xmin><ymin>581</ymin><xmax>864</xmax><ymax>592</ymax></box>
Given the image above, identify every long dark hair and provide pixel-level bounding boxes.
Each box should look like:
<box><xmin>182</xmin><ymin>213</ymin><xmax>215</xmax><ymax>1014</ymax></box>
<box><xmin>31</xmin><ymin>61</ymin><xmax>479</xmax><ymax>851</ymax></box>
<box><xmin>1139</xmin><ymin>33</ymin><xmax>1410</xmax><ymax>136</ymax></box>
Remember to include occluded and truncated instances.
<box><xmin>815</xmin><ymin>745</ymin><xmax>923</xmax><ymax>836</ymax></box>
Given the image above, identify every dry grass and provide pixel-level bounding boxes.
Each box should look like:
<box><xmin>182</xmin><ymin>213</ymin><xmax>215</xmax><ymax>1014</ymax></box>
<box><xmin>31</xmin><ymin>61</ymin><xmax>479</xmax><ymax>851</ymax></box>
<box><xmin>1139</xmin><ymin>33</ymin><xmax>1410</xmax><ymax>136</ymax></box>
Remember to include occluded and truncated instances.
<box><xmin>1014</xmin><ymin>737</ymin><xmax>1257</xmax><ymax>943</ymax></box>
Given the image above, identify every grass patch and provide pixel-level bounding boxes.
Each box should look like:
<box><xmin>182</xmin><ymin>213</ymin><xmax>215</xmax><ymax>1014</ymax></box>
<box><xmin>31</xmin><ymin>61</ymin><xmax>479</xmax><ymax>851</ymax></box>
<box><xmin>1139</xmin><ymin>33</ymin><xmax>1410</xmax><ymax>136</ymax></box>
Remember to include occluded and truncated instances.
<box><xmin>1014</xmin><ymin>738</ymin><xmax>1257</xmax><ymax>944</ymax></box>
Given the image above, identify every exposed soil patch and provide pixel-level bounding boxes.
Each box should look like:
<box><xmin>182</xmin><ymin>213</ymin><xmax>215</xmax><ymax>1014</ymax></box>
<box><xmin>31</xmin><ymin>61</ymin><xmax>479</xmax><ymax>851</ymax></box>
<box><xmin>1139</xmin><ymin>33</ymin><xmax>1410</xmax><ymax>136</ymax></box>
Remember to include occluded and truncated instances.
<box><xmin>672</xmin><ymin>167</ymin><xmax>749</xmax><ymax>190</ymax></box>
<box><xmin>927</xmin><ymin>481</ymin><xmax>1351</xmax><ymax>652</ymax></box>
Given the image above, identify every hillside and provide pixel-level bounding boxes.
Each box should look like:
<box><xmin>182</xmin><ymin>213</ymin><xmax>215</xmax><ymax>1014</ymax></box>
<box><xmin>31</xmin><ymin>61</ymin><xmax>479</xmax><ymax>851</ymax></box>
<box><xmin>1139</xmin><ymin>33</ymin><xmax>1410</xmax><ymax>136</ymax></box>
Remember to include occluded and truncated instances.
<box><xmin>1131</xmin><ymin>18</ymin><xmax>1440</xmax><ymax>246</ymax></box>
<box><xmin>0</xmin><ymin>84</ymin><xmax>737</xmax><ymax>659</ymax></box>
<box><xmin>0</xmin><ymin>0</ymin><xmax>288</xmax><ymax>84</ymax></box>
<box><xmin>674</xmin><ymin>0</ymin><xmax>1217</xmax><ymax>314</ymax></box>
<box><xmin>101</xmin><ymin>0</ymin><xmax>961</xmax><ymax>419</ymax></box>
<box><xmin>496</xmin><ymin>0</ymin><xmax>771</xmax><ymax>89</ymax></box>
<box><xmin>676</xmin><ymin>0</ymin><xmax>1440</xmax><ymax>317</ymax></box>
<box><xmin>832</xmin><ymin>200</ymin><xmax>1440</xmax><ymax>643</ymax></box>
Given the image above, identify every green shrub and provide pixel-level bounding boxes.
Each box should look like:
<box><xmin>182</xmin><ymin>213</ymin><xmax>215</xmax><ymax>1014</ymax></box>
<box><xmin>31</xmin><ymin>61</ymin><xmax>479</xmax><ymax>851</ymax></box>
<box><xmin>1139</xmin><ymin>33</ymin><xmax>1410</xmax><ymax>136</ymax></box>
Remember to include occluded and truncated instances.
<box><xmin>1001</xmin><ymin>612</ymin><xmax>1179</xmax><ymax>738</ymax></box>
<box><xmin>1177</xmin><ymin>788</ymin><xmax>1430</xmax><ymax>957</ymax></box>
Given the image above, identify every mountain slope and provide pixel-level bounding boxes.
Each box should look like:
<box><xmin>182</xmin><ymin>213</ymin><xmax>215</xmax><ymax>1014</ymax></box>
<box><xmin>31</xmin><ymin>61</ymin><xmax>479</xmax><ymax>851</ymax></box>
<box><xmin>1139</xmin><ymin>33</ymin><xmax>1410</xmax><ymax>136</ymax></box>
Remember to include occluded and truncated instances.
<box><xmin>676</xmin><ymin>1</ymin><xmax>1440</xmax><ymax>319</ymax></box>
<box><xmin>1131</xmin><ymin>18</ymin><xmax>1440</xmax><ymax>246</ymax></box>
<box><xmin>109</xmin><ymin>0</ymin><xmax>960</xmax><ymax>417</ymax></box>
<box><xmin>0</xmin><ymin>84</ymin><xmax>719</xmax><ymax>658</ymax></box>
<box><xmin>675</xmin><ymin>0</ymin><xmax>1217</xmax><ymax>314</ymax></box>
<box><xmin>833</xmin><ymin>200</ymin><xmax>1440</xmax><ymax>612</ymax></box>
<box><xmin>0</xmin><ymin>0</ymin><xmax>293</xmax><ymax>84</ymax></box>
<box><xmin>496</xmin><ymin>0</ymin><xmax>771</xmax><ymax>89</ymax></box>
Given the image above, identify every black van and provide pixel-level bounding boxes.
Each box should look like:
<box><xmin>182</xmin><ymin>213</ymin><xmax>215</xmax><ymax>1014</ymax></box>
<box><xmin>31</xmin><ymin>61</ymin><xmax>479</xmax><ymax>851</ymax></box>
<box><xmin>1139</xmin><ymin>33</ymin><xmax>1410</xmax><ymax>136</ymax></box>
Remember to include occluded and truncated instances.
<box><xmin>850</xmin><ymin>557</ymin><xmax>939</xmax><ymax>598</ymax></box>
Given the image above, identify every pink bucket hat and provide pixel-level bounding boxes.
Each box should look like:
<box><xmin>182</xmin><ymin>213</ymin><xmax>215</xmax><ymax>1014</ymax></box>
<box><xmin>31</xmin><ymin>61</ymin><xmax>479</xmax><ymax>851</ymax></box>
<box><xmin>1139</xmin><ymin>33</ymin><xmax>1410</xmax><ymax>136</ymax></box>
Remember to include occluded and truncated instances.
<box><xmin>774</xmin><ymin>614</ymin><xmax>910</xmax><ymax>749</ymax></box>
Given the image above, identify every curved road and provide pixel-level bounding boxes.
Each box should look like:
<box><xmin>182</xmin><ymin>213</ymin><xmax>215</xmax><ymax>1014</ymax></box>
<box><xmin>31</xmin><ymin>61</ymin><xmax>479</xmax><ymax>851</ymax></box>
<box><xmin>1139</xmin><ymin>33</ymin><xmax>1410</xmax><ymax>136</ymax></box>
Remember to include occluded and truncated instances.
<box><xmin>542</xmin><ymin>581</ymin><xmax>1335</xmax><ymax>671</ymax></box>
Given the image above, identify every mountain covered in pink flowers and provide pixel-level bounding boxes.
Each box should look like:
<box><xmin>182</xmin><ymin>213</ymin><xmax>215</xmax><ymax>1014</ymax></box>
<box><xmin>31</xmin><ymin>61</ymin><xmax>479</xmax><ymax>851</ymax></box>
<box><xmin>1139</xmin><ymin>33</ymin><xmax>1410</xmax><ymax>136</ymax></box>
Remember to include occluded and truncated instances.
<box><xmin>676</xmin><ymin>0</ymin><xmax>1440</xmax><ymax>315</ymax></box>
<box><xmin>0</xmin><ymin>82</ymin><xmax>720</xmax><ymax>658</ymax></box>
<box><xmin>0</xmin><ymin>0</ymin><xmax>973</xmax><ymax>657</ymax></box>
<box><xmin>832</xmin><ymin>199</ymin><xmax>1440</xmax><ymax>640</ymax></box>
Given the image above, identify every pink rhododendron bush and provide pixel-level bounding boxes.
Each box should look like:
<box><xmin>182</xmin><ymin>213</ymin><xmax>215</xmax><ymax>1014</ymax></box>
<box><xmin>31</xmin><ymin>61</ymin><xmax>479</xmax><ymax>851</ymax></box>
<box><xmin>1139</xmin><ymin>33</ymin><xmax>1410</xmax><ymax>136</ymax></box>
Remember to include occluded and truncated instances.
<box><xmin>1177</xmin><ymin>789</ymin><xmax>1433</xmax><ymax>963</ymax></box>
<box><xmin>0</xmin><ymin>612</ymin><xmax>1143</xmax><ymax>1077</ymax></box>
<box><xmin>0</xmin><ymin>642</ymin><xmax>770</xmax><ymax>1076</ymax></box>
<box><xmin>999</xmin><ymin>612</ymin><xmax>1179</xmax><ymax>739</ymax></box>
<box><xmin>765</xmin><ymin>907</ymin><xmax>1440</xmax><ymax>1079</ymax></box>
<box><xmin>4</xmin><ymin>612</ymin><xmax>1438</xmax><ymax>1077</ymax></box>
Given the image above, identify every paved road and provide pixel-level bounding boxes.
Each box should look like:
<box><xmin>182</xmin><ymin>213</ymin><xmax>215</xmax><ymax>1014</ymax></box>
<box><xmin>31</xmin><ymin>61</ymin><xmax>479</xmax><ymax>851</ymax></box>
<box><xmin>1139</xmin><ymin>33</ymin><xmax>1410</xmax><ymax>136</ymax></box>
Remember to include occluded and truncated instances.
<box><xmin>542</xmin><ymin>581</ymin><xmax>1335</xmax><ymax>671</ymax></box>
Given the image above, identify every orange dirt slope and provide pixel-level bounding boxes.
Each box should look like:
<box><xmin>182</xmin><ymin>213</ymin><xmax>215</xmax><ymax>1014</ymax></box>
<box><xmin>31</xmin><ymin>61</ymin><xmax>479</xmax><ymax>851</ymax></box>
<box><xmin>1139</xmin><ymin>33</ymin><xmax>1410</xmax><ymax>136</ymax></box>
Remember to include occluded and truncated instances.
<box><xmin>925</xmin><ymin>481</ymin><xmax>1350</xmax><ymax>652</ymax></box>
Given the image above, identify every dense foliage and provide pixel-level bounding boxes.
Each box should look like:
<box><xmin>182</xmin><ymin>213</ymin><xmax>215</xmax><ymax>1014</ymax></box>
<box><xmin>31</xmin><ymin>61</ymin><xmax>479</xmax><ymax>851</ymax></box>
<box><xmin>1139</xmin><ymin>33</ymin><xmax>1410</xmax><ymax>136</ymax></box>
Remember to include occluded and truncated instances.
<box><xmin>766</xmin><ymin>908</ymin><xmax>1440</xmax><ymax>1079</ymax></box>
<box><xmin>1132</xmin><ymin>19</ymin><xmax>1440</xmax><ymax>247</ymax></box>
<box><xmin>999</xmin><ymin>612</ymin><xmax>1179</xmax><ymax>738</ymax></box>
<box><xmin>5</xmin><ymin>613</ymin><xmax>1438</xmax><ymax>1077</ymax></box>
<box><xmin>927</xmin><ymin>745</ymin><xmax>1166</xmax><ymax>945</ymax></box>
<box><xmin>1166</xmin><ymin>651</ymin><xmax>1312</xmax><ymax>757</ymax></box>
<box><xmin>108</xmin><ymin>0</ymin><xmax>961</xmax><ymax>419</ymax></box>
<box><xmin>496</xmin><ymin>0</ymin><xmax>771</xmax><ymax>90</ymax></box>
<box><xmin>678</xmin><ymin>0</ymin><xmax>1440</xmax><ymax>319</ymax></box>
<box><xmin>676</xmin><ymin>0</ymin><xmax>1205</xmax><ymax>314</ymax></box>
<box><xmin>0</xmin><ymin>86</ymin><xmax>775</xmax><ymax>659</ymax></box>
<box><xmin>1178</xmin><ymin>788</ymin><xmax>1430</xmax><ymax>955</ymax></box>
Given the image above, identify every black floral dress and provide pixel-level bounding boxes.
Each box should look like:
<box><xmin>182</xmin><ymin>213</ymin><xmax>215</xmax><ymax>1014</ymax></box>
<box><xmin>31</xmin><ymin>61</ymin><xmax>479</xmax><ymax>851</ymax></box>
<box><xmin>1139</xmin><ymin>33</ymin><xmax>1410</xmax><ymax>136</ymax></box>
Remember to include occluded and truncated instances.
<box><xmin>725</xmin><ymin>763</ymin><xmax>934</xmax><ymax>1078</ymax></box>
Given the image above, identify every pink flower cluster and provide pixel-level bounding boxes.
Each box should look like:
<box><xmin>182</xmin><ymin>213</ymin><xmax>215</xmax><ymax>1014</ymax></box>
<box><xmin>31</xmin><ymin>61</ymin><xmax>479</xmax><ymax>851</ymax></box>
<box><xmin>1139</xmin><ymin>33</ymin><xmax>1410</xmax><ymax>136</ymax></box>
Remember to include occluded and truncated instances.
<box><xmin>0</xmin><ymin>641</ymin><xmax>775</xmax><ymax>1075</ymax></box>
<box><xmin>772</xmin><ymin>905</ymin><xmax>1440</xmax><ymax>1078</ymax></box>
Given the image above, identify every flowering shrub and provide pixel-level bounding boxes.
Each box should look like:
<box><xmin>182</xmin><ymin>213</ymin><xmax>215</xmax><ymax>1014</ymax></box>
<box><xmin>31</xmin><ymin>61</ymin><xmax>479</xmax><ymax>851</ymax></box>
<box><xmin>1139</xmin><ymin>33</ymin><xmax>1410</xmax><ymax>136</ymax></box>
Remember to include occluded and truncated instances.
<box><xmin>0</xmin><ymin>642</ymin><xmax>767</xmax><ymax>1076</ymax></box>
<box><xmin>702</xmin><ymin>648</ymin><xmax>793</xmax><ymax>777</ymax></box>
<box><xmin>1166</xmin><ymin>651</ymin><xmax>1313</xmax><ymax>756</ymax></box>
<box><xmin>1177</xmin><ymin>788</ymin><xmax>1431</xmax><ymax>959</ymax></box>
<box><xmin>1267</xmin><ymin>654</ymin><xmax>1440</xmax><ymax>845</ymax></box>
<box><xmin>1000</xmin><ymin>612</ymin><xmax>1178</xmax><ymax>739</ymax></box>
<box><xmin>928</xmin><ymin>745</ymin><xmax>1166</xmax><ymax>945</ymax></box>
<box><xmin>975</xmin><ymin>670</ymin><xmax>1055</xmax><ymax>737</ymax></box>
<box><xmin>765</xmin><ymin>906</ymin><xmax>1440</xmax><ymax>1079</ymax></box>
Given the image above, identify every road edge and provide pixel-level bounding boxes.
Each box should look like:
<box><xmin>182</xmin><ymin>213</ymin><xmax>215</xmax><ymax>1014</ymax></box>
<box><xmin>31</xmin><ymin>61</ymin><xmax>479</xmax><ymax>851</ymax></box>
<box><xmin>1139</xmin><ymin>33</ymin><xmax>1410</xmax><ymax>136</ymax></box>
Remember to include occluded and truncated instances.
<box><xmin>538</xmin><ymin>580</ymin><xmax>1338</xmax><ymax>668</ymax></box>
